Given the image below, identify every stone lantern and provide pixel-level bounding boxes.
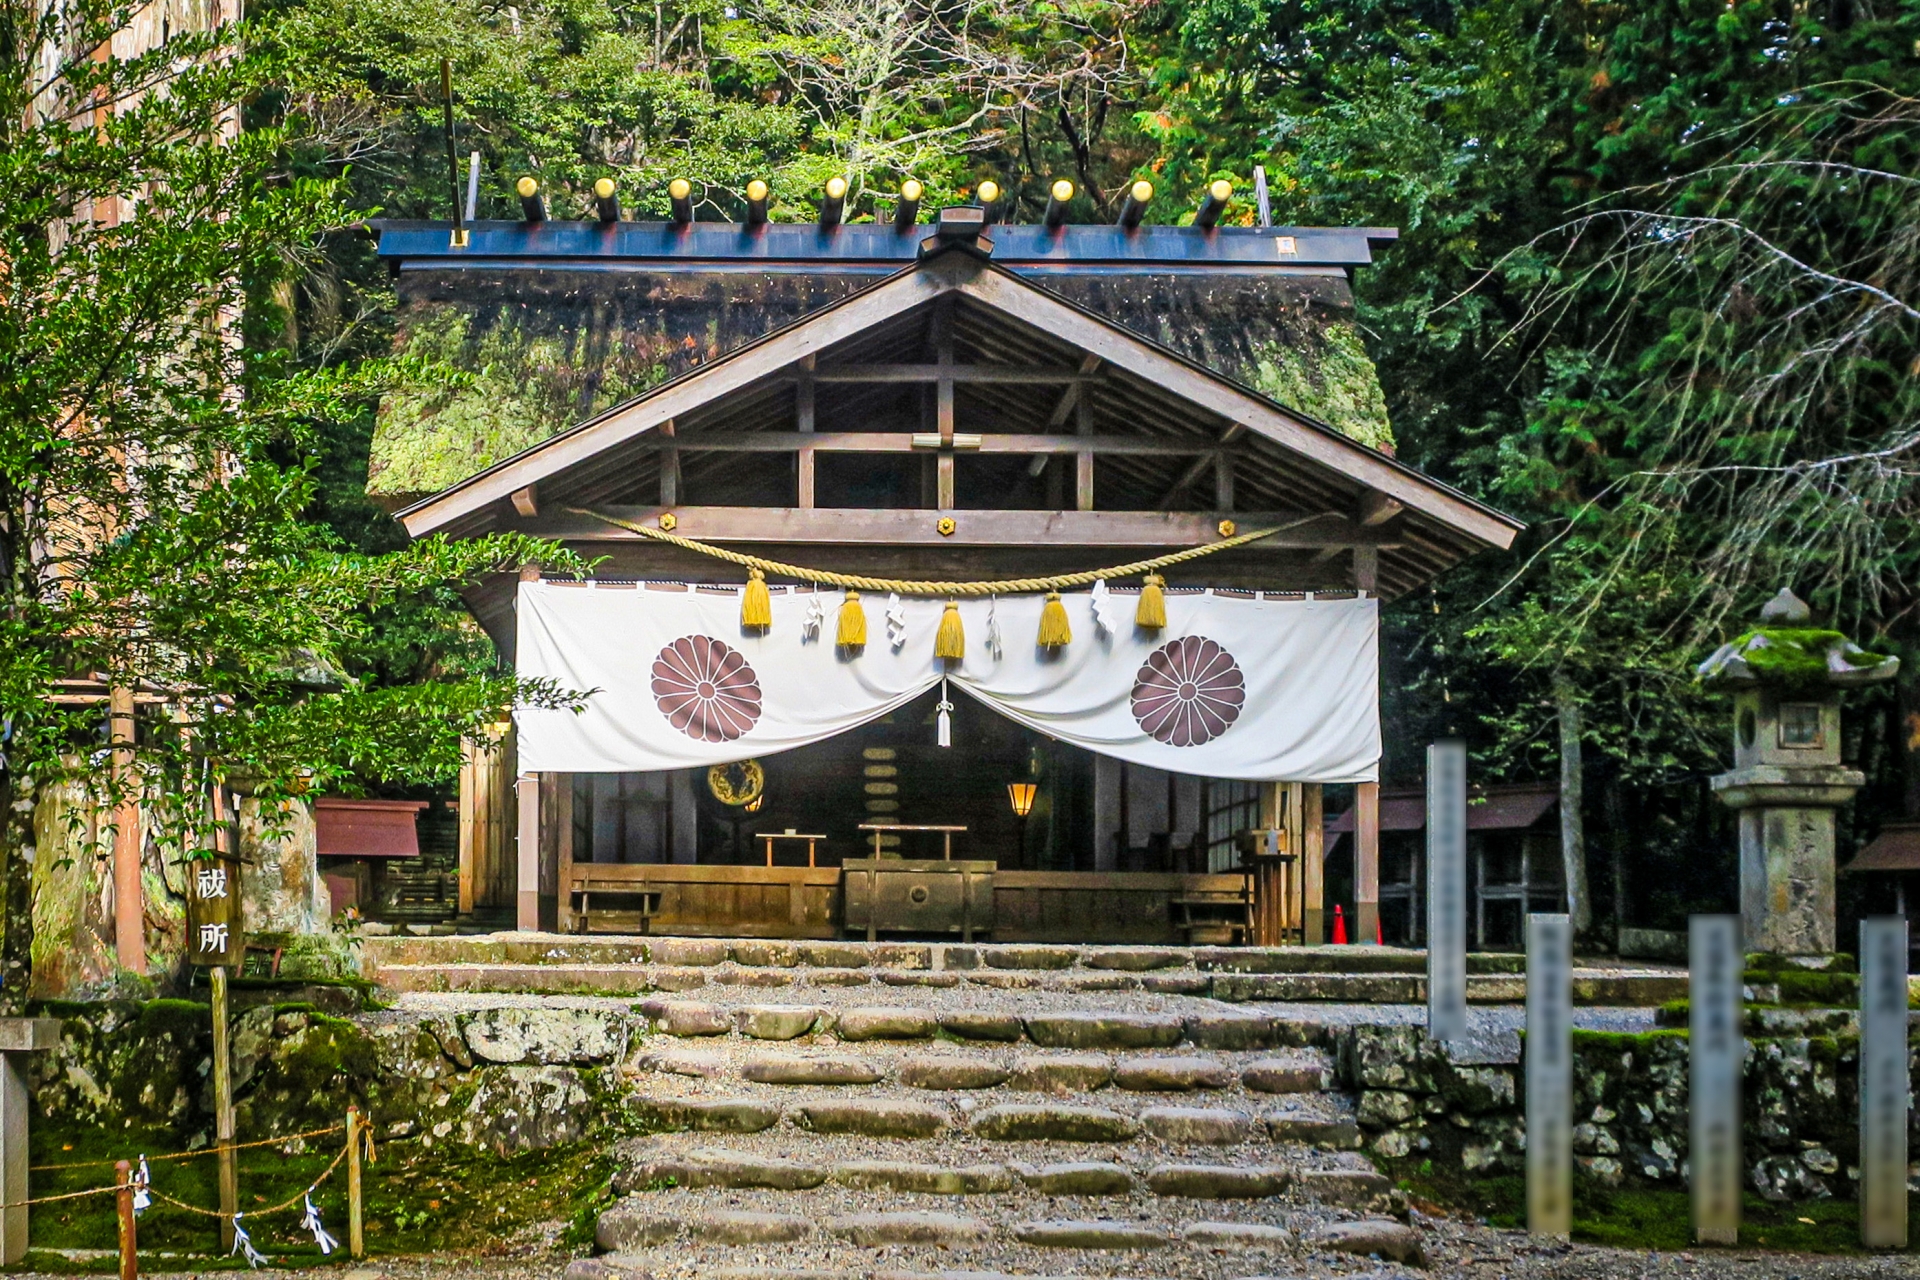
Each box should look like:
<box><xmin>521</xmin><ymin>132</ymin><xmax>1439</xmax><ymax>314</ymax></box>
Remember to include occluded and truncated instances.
<box><xmin>1698</xmin><ymin>589</ymin><xmax>1899</xmax><ymax>957</ymax></box>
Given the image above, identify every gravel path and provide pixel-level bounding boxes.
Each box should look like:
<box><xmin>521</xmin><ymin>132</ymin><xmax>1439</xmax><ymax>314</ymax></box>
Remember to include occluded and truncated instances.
<box><xmin>27</xmin><ymin>1217</ymin><xmax>1917</xmax><ymax>1280</ymax></box>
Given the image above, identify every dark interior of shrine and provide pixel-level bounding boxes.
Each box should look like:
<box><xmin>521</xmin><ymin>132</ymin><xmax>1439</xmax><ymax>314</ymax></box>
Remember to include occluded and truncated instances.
<box><xmin>565</xmin><ymin>686</ymin><xmax>1285</xmax><ymax>875</ymax></box>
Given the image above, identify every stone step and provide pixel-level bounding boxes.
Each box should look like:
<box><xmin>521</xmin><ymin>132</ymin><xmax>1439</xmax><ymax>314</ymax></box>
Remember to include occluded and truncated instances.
<box><xmin>632</xmin><ymin>1003</ymin><xmax>1314</xmax><ymax>1050</ymax></box>
<box><xmin>611</xmin><ymin>1145</ymin><xmax>1388</xmax><ymax>1206</ymax></box>
<box><xmin>626</xmin><ymin>1096</ymin><xmax>1359</xmax><ymax>1149</ymax></box>
<box><xmin>370</xmin><ymin>955</ymin><xmax>1685</xmax><ymax>1005</ymax></box>
<box><xmin>585</xmin><ymin>1199</ymin><xmax>1426</xmax><ymax>1276</ymax></box>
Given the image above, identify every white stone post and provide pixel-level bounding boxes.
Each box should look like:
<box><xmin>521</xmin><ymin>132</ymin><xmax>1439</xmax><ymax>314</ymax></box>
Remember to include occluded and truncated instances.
<box><xmin>1688</xmin><ymin>914</ymin><xmax>1742</xmax><ymax>1245</ymax></box>
<box><xmin>1526</xmin><ymin>913</ymin><xmax>1572</xmax><ymax>1242</ymax></box>
<box><xmin>0</xmin><ymin>1019</ymin><xmax>62</xmax><ymax>1263</ymax></box>
<box><xmin>1859</xmin><ymin>916</ymin><xmax>1909</xmax><ymax>1249</ymax></box>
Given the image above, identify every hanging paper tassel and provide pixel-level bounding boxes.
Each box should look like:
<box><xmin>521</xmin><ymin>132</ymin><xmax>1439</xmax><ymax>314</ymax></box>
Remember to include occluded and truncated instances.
<box><xmin>936</xmin><ymin>678</ymin><xmax>953</xmax><ymax>748</ymax></box>
<box><xmin>741</xmin><ymin>568</ymin><xmax>771</xmax><ymax>631</ymax></box>
<box><xmin>1136</xmin><ymin>573</ymin><xmax>1167</xmax><ymax>631</ymax></box>
<box><xmin>802</xmin><ymin>586</ymin><xmax>825</xmax><ymax>640</ymax></box>
<box><xmin>230</xmin><ymin>1212</ymin><xmax>269</xmax><ymax>1268</ymax></box>
<box><xmin>836</xmin><ymin>590</ymin><xmax>866</xmax><ymax>648</ymax></box>
<box><xmin>985</xmin><ymin>595</ymin><xmax>1003</xmax><ymax>659</ymax></box>
<box><xmin>934</xmin><ymin>599</ymin><xmax>965</xmax><ymax>662</ymax></box>
<box><xmin>1090</xmin><ymin>578</ymin><xmax>1116</xmax><ymax>638</ymax></box>
<box><xmin>1037</xmin><ymin>591</ymin><xmax>1072</xmax><ymax>649</ymax></box>
<box><xmin>301</xmin><ymin>1193</ymin><xmax>341</xmax><ymax>1255</ymax></box>
<box><xmin>132</xmin><ymin>1155</ymin><xmax>151</xmax><ymax>1215</ymax></box>
<box><xmin>885</xmin><ymin>592</ymin><xmax>909</xmax><ymax>649</ymax></box>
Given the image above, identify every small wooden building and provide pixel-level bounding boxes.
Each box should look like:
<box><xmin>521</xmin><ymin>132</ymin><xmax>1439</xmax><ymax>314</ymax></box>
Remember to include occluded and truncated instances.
<box><xmin>376</xmin><ymin>202</ymin><xmax>1521</xmax><ymax>944</ymax></box>
<box><xmin>1326</xmin><ymin>782</ymin><xmax>1562</xmax><ymax>949</ymax></box>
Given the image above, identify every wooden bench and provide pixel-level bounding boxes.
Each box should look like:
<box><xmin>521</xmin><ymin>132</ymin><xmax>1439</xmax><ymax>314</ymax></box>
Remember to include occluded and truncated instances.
<box><xmin>564</xmin><ymin>864</ymin><xmax>664</xmax><ymax>935</ymax></box>
<box><xmin>1172</xmin><ymin>875</ymin><xmax>1256</xmax><ymax>946</ymax></box>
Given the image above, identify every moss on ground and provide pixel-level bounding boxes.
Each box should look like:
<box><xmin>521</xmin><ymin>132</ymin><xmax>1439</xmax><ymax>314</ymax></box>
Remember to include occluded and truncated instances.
<box><xmin>1397</xmin><ymin>1163</ymin><xmax>1908</xmax><ymax>1254</ymax></box>
<box><xmin>19</xmin><ymin>1117</ymin><xmax>615</xmax><ymax>1270</ymax></box>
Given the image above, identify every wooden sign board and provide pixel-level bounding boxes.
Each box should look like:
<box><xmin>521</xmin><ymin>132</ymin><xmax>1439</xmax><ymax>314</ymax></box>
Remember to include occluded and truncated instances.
<box><xmin>185</xmin><ymin>856</ymin><xmax>244</xmax><ymax>967</ymax></box>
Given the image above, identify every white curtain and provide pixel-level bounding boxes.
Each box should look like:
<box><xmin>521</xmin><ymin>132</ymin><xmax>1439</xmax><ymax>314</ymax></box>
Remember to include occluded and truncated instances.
<box><xmin>514</xmin><ymin>581</ymin><xmax>1379</xmax><ymax>783</ymax></box>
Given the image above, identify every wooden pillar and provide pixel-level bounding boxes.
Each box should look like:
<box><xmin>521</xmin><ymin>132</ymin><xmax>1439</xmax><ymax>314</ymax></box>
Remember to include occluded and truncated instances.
<box><xmin>796</xmin><ymin>358</ymin><xmax>816</xmax><ymax>509</ymax></box>
<box><xmin>109</xmin><ymin>687</ymin><xmax>143</xmax><ymax>973</ymax></box>
<box><xmin>1301</xmin><ymin>783</ymin><xmax>1325</xmax><ymax>944</ymax></box>
<box><xmin>659</xmin><ymin>419</ymin><xmax>680</xmax><ymax>506</ymax></box>
<box><xmin>1075</xmin><ymin>391</ymin><xmax>1094</xmax><ymax>511</ymax></box>
<box><xmin>0</xmin><ymin>1018</ymin><xmax>59</xmax><ymax>1264</ymax></box>
<box><xmin>554</xmin><ymin>776</ymin><xmax>575</xmax><ymax>934</ymax></box>
<box><xmin>515</xmin><ymin>771</ymin><xmax>540</xmax><ymax>932</ymax></box>
<box><xmin>1355</xmin><ymin>780</ymin><xmax>1381</xmax><ymax>943</ymax></box>
<box><xmin>1248</xmin><ymin>782</ymin><xmax>1285</xmax><ymax>946</ymax></box>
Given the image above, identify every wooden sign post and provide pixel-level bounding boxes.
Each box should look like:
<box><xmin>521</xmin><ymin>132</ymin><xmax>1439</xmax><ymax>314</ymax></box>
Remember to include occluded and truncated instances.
<box><xmin>186</xmin><ymin>788</ymin><xmax>243</xmax><ymax>1252</ymax></box>
<box><xmin>1526</xmin><ymin>912</ymin><xmax>1573</xmax><ymax>1242</ymax></box>
<box><xmin>1860</xmin><ymin>916</ymin><xmax>1910</xmax><ymax>1249</ymax></box>
<box><xmin>1689</xmin><ymin>914</ymin><xmax>1742</xmax><ymax>1245</ymax></box>
<box><xmin>1426</xmin><ymin>740</ymin><xmax>1468</xmax><ymax>1044</ymax></box>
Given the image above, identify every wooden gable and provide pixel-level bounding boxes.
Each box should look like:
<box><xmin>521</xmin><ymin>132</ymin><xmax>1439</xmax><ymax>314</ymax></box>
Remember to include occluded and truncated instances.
<box><xmin>399</xmin><ymin>247</ymin><xmax>1519</xmax><ymax>646</ymax></box>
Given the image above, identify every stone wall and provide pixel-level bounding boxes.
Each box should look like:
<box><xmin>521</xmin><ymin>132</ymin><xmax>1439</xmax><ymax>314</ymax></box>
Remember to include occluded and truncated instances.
<box><xmin>30</xmin><ymin>999</ymin><xmax>641</xmax><ymax>1159</ymax></box>
<box><xmin>1333</xmin><ymin>1023</ymin><xmax>1908</xmax><ymax>1204</ymax></box>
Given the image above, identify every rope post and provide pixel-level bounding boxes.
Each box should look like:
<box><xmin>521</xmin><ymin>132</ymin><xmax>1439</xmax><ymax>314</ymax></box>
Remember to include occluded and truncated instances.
<box><xmin>210</xmin><ymin>965</ymin><xmax>236</xmax><ymax>1252</ymax></box>
<box><xmin>346</xmin><ymin>1107</ymin><xmax>364</xmax><ymax>1258</ymax></box>
<box><xmin>114</xmin><ymin>1160</ymin><xmax>136</xmax><ymax>1280</ymax></box>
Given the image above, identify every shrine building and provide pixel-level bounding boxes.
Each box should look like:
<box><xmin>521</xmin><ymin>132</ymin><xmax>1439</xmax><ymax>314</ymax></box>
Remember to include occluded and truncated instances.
<box><xmin>374</xmin><ymin>188</ymin><xmax>1521</xmax><ymax>948</ymax></box>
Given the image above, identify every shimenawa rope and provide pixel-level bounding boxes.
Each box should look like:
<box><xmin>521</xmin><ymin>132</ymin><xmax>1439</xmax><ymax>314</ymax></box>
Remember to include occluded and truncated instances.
<box><xmin>565</xmin><ymin>507</ymin><xmax>1335</xmax><ymax>596</ymax></box>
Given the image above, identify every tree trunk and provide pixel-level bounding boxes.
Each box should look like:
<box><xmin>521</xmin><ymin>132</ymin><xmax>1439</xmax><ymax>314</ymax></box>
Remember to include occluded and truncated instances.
<box><xmin>1899</xmin><ymin>647</ymin><xmax>1920</xmax><ymax>819</ymax></box>
<box><xmin>1553</xmin><ymin>669</ymin><xmax>1593</xmax><ymax>937</ymax></box>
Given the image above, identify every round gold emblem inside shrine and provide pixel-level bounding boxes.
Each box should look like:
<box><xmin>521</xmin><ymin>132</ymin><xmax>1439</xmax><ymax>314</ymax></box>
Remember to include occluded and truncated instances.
<box><xmin>708</xmin><ymin>759</ymin><xmax>766</xmax><ymax>807</ymax></box>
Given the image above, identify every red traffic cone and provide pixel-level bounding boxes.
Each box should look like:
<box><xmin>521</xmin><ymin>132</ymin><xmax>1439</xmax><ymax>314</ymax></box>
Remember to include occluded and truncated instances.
<box><xmin>1331</xmin><ymin>904</ymin><xmax>1348</xmax><ymax>945</ymax></box>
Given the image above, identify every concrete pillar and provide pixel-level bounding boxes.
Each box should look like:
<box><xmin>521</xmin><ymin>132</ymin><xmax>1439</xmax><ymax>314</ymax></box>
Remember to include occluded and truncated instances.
<box><xmin>0</xmin><ymin>1019</ymin><xmax>62</xmax><ymax>1263</ymax></box>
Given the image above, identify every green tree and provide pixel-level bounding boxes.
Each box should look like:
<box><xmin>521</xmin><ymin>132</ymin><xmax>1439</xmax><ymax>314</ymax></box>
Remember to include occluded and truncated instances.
<box><xmin>0</xmin><ymin>0</ymin><xmax>582</xmax><ymax>1000</ymax></box>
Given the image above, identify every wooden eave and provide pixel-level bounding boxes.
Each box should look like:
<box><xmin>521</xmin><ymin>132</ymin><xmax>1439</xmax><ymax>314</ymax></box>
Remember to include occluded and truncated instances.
<box><xmin>396</xmin><ymin>248</ymin><xmax>1520</xmax><ymax>599</ymax></box>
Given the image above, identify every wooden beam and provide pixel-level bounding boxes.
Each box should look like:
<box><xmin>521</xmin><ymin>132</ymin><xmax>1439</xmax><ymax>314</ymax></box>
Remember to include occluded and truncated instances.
<box><xmin>1353</xmin><ymin>546</ymin><xmax>1379</xmax><ymax>594</ymax></box>
<box><xmin>635</xmin><ymin>432</ymin><xmax>1217</xmax><ymax>456</ymax></box>
<box><xmin>1158</xmin><ymin>424</ymin><xmax>1246</xmax><ymax>509</ymax></box>
<box><xmin>1045</xmin><ymin>354</ymin><xmax>1103</xmax><ymax>429</ymax></box>
<box><xmin>1358</xmin><ymin>491</ymin><xmax>1405</xmax><ymax>526</ymax></box>
<box><xmin>796</xmin><ymin>358</ymin><xmax>816</xmax><ymax>510</ymax></box>
<box><xmin>659</xmin><ymin>419</ymin><xmax>679</xmax><ymax>506</ymax></box>
<box><xmin>1213</xmin><ymin>452</ymin><xmax>1234</xmax><ymax>512</ymax></box>
<box><xmin>935</xmin><ymin>305</ymin><xmax>955</xmax><ymax>510</ymax></box>
<box><xmin>811</xmin><ymin>363</ymin><xmax>1097</xmax><ymax>384</ymax></box>
<box><xmin>509</xmin><ymin>485</ymin><xmax>539</xmax><ymax>517</ymax></box>
<box><xmin>1075</xmin><ymin>387</ymin><xmax>1094</xmax><ymax>512</ymax></box>
<box><xmin>524</xmin><ymin>506</ymin><xmax>1403</xmax><ymax>548</ymax></box>
<box><xmin>1355</xmin><ymin>780</ymin><xmax>1381</xmax><ymax>944</ymax></box>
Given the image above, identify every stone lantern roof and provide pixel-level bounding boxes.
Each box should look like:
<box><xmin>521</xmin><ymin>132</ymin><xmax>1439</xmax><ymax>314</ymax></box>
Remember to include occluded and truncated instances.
<box><xmin>1696</xmin><ymin>588</ymin><xmax>1899</xmax><ymax>692</ymax></box>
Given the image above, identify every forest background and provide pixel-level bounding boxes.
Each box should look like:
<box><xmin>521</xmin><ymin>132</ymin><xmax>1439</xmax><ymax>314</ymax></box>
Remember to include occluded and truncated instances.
<box><xmin>8</xmin><ymin>0</ymin><xmax>1918</xmax><ymax>956</ymax></box>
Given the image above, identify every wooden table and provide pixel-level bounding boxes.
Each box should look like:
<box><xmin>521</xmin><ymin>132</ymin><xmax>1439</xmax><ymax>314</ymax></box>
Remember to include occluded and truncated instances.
<box><xmin>858</xmin><ymin>823</ymin><xmax>968</xmax><ymax>860</ymax></box>
<box><xmin>757</xmin><ymin>832</ymin><xmax>826</xmax><ymax>868</ymax></box>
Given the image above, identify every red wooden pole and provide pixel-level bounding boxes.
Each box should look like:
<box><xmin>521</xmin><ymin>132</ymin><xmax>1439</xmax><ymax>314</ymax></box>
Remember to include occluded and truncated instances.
<box><xmin>114</xmin><ymin>1159</ymin><xmax>136</xmax><ymax>1280</ymax></box>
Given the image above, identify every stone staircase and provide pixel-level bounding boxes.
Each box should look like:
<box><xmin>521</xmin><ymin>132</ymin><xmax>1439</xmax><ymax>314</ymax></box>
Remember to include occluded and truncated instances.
<box><xmin>361</xmin><ymin>935</ymin><xmax>1678</xmax><ymax>1278</ymax></box>
<box><xmin>585</xmin><ymin>998</ymin><xmax>1418</xmax><ymax>1280</ymax></box>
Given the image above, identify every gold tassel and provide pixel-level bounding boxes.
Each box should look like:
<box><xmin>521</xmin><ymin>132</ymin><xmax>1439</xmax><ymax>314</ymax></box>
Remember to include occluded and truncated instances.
<box><xmin>1136</xmin><ymin>573</ymin><xmax>1167</xmax><ymax>631</ymax></box>
<box><xmin>1037</xmin><ymin>590</ymin><xmax>1072</xmax><ymax>649</ymax></box>
<box><xmin>741</xmin><ymin>568</ymin><xmax>772</xmax><ymax>631</ymax></box>
<box><xmin>934</xmin><ymin>599</ymin><xmax>965</xmax><ymax>661</ymax></box>
<box><xmin>837</xmin><ymin>589</ymin><xmax>867</xmax><ymax>649</ymax></box>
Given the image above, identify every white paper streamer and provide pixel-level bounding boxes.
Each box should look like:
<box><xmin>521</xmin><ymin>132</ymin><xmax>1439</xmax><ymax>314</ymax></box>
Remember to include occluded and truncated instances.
<box><xmin>801</xmin><ymin>587</ymin><xmax>825</xmax><ymax>641</ymax></box>
<box><xmin>885</xmin><ymin>592</ymin><xmax>908</xmax><ymax>649</ymax></box>
<box><xmin>230</xmin><ymin>1212</ymin><xmax>270</xmax><ymax>1268</ymax></box>
<box><xmin>985</xmin><ymin>596</ymin><xmax>1003</xmax><ymax>659</ymax></box>
<box><xmin>936</xmin><ymin>678</ymin><xmax>953</xmax><ymax>748</ymax></box>
<box><xmin>301</xmin><ymin>1193</ymin><xmax>341</xmax><ymax>1255</ymax></box>
<box><xmin>1089</xmin><ymin>578</ymin><xmax>1117</xmax><ymax>637</ymax></box>
<box><xmin>132</xmin><ymin>1155</ymin><xmax>151</xmax><ymax>1215</ymax></box>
